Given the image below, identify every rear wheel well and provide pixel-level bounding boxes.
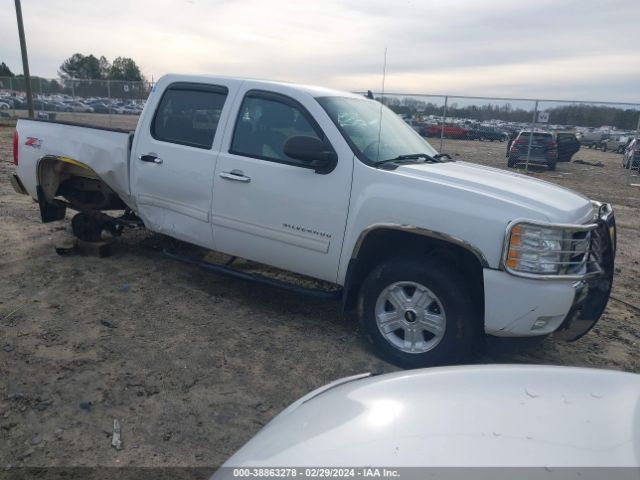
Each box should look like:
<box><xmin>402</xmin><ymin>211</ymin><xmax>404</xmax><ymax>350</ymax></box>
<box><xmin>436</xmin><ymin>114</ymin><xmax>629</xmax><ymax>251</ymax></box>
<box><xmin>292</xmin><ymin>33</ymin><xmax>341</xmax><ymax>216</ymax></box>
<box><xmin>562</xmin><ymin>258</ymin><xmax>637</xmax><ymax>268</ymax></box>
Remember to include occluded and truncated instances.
<box><xmin>38</xmin><ymin>156</ymin><xmax>125</xmax><ymax>211</ymax></box>
<box><xmin>343</xmin><ymin>229</ymin><xmax>485</xmax><ymax>327</ymax></box>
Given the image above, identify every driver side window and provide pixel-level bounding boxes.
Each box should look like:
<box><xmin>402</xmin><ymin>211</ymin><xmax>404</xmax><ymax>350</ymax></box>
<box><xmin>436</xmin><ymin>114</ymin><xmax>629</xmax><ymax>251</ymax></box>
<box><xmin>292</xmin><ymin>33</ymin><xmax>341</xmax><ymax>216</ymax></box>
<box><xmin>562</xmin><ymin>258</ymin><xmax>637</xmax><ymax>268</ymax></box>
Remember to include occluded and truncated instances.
<box><xmin>230</xmin><ymin>93</ymin><xmax>322</xmax><ymax>163</ymax></box>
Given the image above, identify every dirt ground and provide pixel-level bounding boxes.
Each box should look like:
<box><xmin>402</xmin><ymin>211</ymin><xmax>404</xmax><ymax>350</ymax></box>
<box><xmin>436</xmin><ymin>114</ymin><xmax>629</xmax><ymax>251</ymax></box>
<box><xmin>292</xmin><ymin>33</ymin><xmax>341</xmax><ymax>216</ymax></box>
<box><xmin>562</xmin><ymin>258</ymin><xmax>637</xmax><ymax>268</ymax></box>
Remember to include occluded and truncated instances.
<box><xmin>0</xmin><ymin>126</ymin><xmax>639</xmax><ymax>469</ymax></box>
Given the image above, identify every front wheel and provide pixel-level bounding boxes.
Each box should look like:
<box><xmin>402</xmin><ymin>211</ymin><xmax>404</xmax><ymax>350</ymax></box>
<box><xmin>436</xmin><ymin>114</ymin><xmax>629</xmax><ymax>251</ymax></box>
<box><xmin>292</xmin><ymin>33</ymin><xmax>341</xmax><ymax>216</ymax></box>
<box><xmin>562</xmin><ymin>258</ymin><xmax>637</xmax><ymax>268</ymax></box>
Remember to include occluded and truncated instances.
<box><xmin>358</xmin><ymin>257</ymin><xmax>477</xmax><ymax>368</ymax></box>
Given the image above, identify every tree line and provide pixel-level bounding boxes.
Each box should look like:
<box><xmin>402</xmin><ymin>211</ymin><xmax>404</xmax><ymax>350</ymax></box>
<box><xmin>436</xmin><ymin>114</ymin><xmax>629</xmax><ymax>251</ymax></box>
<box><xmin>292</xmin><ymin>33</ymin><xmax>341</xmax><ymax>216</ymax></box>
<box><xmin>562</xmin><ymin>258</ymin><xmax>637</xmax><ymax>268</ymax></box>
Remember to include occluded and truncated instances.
<box><xmin>58</xmin><ymin>54</ymin><xmax>144</xmax><ymax>81</ymax></box>
<box><xmin>0</xmin><ymin>53</ymin><xmax>145</xmax><ymax>82</ymax></box>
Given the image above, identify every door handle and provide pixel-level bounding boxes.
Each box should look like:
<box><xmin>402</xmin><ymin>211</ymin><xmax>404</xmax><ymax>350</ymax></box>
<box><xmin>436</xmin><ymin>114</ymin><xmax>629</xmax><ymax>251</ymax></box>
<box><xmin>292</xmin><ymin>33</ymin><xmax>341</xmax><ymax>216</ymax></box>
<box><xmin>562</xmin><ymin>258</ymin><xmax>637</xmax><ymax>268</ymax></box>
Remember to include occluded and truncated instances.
<box><xmin>219</xmin><ymin>170</ymin><xmax>251</xmax><ymax>183</ymax></box>
<box><xmin>138</xmin><ymin>153</ymin><xmax>163</xmax><ymax>164</ymax></box>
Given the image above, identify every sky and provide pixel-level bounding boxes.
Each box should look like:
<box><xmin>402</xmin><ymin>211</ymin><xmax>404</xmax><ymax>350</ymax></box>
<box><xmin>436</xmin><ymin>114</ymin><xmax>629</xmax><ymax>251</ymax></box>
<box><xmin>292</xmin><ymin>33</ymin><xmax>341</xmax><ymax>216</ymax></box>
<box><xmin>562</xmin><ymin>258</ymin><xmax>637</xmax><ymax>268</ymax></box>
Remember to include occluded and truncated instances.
<box><xmin>1</xmin><ymin>0</ymin><xmax>639</xmax><ymax>103</ymax></box>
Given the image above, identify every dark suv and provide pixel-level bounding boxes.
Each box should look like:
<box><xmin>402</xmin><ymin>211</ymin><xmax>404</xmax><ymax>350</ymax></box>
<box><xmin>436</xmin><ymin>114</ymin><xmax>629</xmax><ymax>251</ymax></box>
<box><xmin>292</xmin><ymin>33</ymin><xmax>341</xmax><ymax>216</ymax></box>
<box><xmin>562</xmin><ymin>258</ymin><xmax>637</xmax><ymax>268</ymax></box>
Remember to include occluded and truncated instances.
<box><xmin>507</xmin><ymin>131</ymin><xmax>579</xmax><ymax>170</ymax></box>
<box><xmin>469</xmin><ymin>125</ymin><xmax>509</xmax><ymax>142</ymax></box>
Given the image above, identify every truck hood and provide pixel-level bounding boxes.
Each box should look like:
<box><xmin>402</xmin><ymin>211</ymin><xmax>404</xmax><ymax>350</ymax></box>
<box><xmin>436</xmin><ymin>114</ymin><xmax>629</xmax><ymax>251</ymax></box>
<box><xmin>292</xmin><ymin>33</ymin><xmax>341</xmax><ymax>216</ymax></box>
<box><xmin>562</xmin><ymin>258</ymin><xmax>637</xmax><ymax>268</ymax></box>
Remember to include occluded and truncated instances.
<box><xmin>397</xmin><ymin>161</ymin><xmax>593</xmax><ymax>223</ymax></box>
<box><xmin>218</xmin><ymin>365</ymin><xmax>640</xmax><ymax>468</ymax></box>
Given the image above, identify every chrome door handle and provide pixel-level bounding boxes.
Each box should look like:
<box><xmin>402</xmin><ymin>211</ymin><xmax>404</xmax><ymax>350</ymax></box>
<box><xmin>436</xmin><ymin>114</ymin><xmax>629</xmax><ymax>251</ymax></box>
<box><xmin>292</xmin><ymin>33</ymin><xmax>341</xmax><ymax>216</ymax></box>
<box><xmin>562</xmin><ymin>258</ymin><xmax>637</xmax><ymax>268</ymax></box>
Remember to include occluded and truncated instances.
<box><xmin>139</xmin><ymin>153</ymin><xmax>163</xmax><ymax>164</ymax></box>
<box><xmin>219</xmin><ymin>170</ymin><xmax>251</xmax><ymax>183</ymax></box>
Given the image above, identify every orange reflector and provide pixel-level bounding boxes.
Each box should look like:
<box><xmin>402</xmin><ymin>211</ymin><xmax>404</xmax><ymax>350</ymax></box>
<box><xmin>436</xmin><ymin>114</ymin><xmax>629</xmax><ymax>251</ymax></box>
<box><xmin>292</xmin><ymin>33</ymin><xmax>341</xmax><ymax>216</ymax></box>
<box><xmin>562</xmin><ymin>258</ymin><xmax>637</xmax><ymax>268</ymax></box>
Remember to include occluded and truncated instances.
<box><xmin>507</xmin><ymin>225</ymin><xmax>522</xmax><ymax>269</ymax></box>
<box><xmin>510</xmin><ymin>225</ymin><xmax>522</xmax><ymax>247</ymax></box>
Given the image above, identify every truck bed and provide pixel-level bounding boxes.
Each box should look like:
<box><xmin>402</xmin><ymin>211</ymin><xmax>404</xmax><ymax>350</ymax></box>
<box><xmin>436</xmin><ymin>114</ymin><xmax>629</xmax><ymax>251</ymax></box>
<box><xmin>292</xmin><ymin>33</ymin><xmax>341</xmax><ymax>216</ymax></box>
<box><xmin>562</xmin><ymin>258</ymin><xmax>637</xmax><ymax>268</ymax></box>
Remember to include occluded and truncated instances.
<box><xmin>15</xmin><ymin>118</ymin><xmax>135</xmax><ymax>208</ymax></box>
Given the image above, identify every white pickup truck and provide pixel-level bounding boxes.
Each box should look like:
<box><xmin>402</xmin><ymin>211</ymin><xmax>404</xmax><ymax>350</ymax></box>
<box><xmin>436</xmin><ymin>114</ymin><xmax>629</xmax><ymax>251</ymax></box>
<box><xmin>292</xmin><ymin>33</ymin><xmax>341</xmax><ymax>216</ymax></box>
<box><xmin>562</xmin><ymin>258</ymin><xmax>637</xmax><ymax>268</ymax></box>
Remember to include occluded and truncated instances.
<box><xmin>10</xmin><ymin>74</ymin><xmax>616</xmax><ymax>368</ymax></box>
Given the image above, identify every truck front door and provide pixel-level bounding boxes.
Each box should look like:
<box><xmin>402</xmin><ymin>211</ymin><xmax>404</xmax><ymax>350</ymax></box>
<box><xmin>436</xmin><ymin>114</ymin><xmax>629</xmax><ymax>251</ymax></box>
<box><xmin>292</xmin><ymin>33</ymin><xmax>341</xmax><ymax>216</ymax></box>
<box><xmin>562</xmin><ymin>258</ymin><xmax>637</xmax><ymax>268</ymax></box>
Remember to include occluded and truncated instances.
<box><xmin>211</xmin><ymin>86</ymin><xmax>354</xmax><ymax>283</ymax></box>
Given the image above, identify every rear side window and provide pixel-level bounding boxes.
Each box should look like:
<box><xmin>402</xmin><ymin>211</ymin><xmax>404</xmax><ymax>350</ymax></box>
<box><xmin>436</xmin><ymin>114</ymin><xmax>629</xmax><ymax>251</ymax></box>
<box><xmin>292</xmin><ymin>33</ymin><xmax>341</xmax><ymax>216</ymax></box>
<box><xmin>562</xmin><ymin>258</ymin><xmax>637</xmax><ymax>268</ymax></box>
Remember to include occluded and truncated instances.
<box><xmin>152</xmin><ymin>83</ymin><xmax>228</xmax><ymax>149</ymax></box>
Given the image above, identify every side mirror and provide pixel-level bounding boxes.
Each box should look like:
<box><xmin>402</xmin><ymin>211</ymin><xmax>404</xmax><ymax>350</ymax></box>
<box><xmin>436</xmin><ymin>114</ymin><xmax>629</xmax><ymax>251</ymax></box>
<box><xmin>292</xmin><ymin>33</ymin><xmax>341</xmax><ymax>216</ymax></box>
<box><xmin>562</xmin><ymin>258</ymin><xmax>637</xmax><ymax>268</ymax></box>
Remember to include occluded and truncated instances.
<box><xmin>283</xmin><ymin>136</ymin><xmax>337</xmax><ymax>174</ymax></box>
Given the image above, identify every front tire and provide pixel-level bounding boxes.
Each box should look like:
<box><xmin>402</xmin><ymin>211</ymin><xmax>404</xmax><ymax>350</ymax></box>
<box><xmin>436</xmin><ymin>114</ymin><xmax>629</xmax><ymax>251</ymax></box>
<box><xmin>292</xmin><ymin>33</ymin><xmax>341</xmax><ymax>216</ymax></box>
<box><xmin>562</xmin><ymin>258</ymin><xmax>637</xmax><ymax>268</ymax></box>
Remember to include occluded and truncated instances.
<box><xmin>358</xmin><ymin>257</ymin><xmax>477</xmax><ymax>368</ymax></box>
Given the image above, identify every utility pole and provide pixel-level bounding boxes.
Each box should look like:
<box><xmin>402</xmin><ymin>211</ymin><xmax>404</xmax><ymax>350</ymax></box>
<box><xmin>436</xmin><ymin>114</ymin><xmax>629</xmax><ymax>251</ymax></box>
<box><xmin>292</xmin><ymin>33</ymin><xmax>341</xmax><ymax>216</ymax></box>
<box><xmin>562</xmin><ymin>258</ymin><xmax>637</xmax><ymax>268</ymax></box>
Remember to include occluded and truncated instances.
<box><xmin>14</xmin><ymin>0</ymin><xmax>34</xmax><ymax>118</ymax></box>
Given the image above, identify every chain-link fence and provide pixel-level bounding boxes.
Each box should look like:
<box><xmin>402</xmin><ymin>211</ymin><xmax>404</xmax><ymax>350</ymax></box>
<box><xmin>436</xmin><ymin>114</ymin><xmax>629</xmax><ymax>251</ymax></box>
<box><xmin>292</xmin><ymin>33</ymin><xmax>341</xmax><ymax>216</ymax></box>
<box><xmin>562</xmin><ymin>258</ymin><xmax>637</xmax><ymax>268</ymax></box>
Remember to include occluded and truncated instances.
<box><xmin>365</xmin><ymin>92</ymin><xmax>640</xmax><ymax>187</ymax></box>
<box><xmin>0</xmin><ymin>76</ymin><xmax>151</xmax><ymax>130</ymax></box>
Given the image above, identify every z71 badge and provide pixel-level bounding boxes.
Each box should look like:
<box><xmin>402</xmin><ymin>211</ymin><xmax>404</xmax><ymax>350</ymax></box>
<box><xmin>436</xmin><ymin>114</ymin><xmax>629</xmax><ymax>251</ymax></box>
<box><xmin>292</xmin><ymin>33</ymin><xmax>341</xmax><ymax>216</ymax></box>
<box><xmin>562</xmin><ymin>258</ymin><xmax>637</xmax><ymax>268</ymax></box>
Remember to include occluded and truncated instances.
<box><xmin>25</xmin><ymin>137</ymin><xmax>42</xmax><ymax>149</ymax></box>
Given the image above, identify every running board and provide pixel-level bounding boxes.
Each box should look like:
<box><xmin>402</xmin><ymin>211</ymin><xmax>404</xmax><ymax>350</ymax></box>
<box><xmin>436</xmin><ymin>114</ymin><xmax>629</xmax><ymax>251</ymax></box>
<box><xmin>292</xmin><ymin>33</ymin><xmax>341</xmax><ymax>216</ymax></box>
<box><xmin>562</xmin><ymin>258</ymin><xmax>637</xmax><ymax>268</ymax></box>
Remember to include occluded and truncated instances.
<box><xmin>163</xmin><ymin>249</ymin><xmax>343</xmax><ymax>300</ymax></box>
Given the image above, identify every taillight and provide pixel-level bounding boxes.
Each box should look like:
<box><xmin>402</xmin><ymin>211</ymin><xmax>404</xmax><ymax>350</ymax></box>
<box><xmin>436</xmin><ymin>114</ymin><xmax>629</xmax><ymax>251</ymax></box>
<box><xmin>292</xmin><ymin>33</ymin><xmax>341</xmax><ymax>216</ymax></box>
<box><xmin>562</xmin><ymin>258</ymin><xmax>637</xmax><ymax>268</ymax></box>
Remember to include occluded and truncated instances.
<box><xmin>13</xmin><ymin>130</ymin><xmax>18</xmax><ymax>166</ymax></box>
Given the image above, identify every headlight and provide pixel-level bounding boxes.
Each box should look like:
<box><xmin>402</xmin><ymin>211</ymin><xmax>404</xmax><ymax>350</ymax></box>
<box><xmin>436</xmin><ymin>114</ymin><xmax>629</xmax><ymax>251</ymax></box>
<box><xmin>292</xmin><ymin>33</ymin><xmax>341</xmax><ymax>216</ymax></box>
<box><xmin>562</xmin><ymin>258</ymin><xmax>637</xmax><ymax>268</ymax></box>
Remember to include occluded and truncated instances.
<box><xmin>506</xmin><ymin>224</ymin><xmax>566</xmax><ymax>274</ymax></box>
<box><xmin>504</xmin><ymin>204</ymin><xmax>614</xmax><ymax>279</ymax></box>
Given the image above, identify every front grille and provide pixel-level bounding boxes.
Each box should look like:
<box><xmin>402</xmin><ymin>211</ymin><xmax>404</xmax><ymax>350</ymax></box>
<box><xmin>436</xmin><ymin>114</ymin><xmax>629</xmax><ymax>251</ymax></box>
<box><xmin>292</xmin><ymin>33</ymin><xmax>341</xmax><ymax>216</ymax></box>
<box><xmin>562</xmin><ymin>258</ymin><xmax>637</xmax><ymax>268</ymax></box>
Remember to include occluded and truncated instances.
<box><xmin>558</xmin><ymin>230</ymin><xmax>592</xmax><ymax>275</ymax></box>
<box><xmin>588</xmin><ymin>224</ymin><xmax>607</xmax><ymax>267</ymax></box>
<box><xmin>561</xmin><ymin>223</ymin><xmax>608</xmax><ymax>277</ymax></box>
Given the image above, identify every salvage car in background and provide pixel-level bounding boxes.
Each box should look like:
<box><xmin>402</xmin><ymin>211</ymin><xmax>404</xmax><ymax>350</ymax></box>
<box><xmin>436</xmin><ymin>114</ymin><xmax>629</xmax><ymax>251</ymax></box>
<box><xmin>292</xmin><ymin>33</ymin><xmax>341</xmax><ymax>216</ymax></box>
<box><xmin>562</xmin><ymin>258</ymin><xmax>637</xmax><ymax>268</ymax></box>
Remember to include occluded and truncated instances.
<box><xmin>507</xmin><ymin>131</ymin><xmax>580</xmax><ymax>168</ymax></box>
<box><xmin>623</xmin><ymin>137</ymin><xmax>640</xmax><ymax>170</ymax></box>
<box><xmin>214</xmin><ymin>365</ymin><xmax>640</xmax><ymax>474</ymax></box>
<box><xmin>420</xmin><ymin>123</ymin><xmax>470</xmax><ymax>139</ymax></box>
<box><xmin>508</xmin><ymin>131</ymin><xmax>559</xmax><ymax>169</ymax></box>
<box><xmin>602</xmin><ymin>134</ymin><xmax>631</xmax><ymax>153</ymax></box>
<box><xmin>11</xmin><ymin>74</ymin><xmax>616</xmax><ymax>368</ymax></box>
<box><xmin>468</xmin><ymin>124</ymin><xmax>509</xmax><ymax>142</ymax></box>
<box><xmin>62</xmin><ymin>101</ymin><xmax>95</xmax><ymax>113</ymax></box>
<box><xmin>578</xmin><ymin>130</ymin><xmax>609</xmax><ymax>149</ymax></box>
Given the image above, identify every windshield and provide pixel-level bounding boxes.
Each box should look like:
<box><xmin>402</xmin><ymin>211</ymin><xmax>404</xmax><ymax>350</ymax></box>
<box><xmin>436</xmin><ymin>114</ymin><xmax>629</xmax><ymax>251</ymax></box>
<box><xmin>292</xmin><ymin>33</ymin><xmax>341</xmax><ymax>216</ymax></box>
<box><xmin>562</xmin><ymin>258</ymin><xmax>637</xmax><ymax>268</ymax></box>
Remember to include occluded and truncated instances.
<box><xmin>316</xmin><ymin>96</ymin><xmax>438</xmax><ymax>164</ymax></box>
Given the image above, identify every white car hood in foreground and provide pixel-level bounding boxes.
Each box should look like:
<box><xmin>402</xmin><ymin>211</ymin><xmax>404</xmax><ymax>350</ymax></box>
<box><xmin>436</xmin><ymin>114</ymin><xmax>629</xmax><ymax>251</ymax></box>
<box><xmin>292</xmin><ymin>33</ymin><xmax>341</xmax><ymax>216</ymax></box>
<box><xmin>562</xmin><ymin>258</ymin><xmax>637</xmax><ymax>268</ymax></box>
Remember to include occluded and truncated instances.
<box><xmin>398</xmin><ymin>161</ymin><xmax>593</xmax><ymax>224</ymax></box>
<box><xmin>221</xmin><ymin>365</ymin><xmax>640</xmax><ymax>467</ymax></box>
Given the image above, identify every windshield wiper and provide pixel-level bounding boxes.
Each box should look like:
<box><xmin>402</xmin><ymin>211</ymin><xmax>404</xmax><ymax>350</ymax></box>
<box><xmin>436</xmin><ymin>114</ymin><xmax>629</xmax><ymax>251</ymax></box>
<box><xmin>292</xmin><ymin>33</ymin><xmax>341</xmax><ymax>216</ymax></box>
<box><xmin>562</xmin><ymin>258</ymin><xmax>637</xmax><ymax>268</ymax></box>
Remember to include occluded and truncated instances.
<box><xmin>376</xmin><ymin>152</ymin><xmax>448</xmax><ymax>168</ymax></box>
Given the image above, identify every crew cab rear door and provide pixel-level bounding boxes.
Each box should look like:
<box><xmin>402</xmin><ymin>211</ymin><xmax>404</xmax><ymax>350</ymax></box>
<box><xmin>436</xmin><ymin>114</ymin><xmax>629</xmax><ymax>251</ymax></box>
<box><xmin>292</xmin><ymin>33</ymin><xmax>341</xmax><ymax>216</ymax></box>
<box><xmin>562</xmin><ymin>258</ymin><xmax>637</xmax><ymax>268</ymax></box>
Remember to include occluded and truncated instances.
<box><xmin>211</xmin><ymin>85</ymin><xmax>354</xmax><ymax>283</ymax></box>
<box><xmin>131</xmin><ymin>80</ymin><xmax>237</xmax><ymax>248</ymax></box>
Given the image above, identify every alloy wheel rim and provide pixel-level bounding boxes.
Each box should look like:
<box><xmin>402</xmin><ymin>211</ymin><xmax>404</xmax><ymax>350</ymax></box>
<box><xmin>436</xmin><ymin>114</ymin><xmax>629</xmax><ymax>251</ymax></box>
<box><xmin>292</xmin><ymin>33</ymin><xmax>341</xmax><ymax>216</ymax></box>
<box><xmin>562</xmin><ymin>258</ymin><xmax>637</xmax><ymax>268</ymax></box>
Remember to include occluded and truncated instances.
<box><xmin>374</xmin><ymin>281</ymin><xmax>447</xmax><ymax>354</ymax></box>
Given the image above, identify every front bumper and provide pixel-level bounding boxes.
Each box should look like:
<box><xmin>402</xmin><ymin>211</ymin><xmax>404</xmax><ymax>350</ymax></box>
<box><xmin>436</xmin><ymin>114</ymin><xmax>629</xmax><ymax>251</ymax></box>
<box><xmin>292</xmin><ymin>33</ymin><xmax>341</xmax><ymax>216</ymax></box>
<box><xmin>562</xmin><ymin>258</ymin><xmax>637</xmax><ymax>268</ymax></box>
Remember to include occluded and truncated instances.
<box><xmin>484</xmin><ymin>269</ymin><xmax>576</xmax><ymax>336</ymax></box>
<box><xmin>485</xmin><ymin>205</ymin><xmax>615</xmax><ymax>339</ymax></box>
<box><xmin>511</xmin><ymin>154</ymin><xmax>553</xmax><ymax>164</ymax></box>
<box><xmin>553</xmin><ymin>210</ymin><xmax>616</xmax><ymax>340</ymax></box>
